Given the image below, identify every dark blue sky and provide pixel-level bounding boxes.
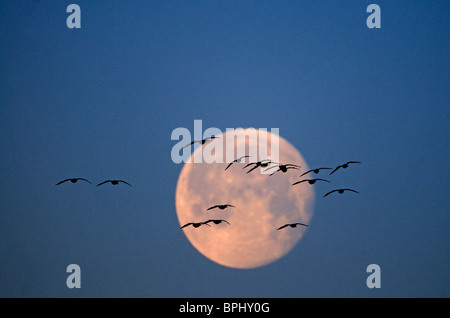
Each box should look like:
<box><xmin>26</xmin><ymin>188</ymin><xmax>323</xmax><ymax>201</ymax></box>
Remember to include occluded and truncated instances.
<box><xmin>1</xmin><ymin>1</ymin><xmax>449</xmax><ymax>297</ymax></box>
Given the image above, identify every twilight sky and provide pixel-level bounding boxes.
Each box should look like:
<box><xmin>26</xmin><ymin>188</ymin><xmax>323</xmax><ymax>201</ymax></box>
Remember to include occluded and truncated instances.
<box><xmin>1</xmin><ymin>0</ymin><xmax>449</xmax><ymax>297</ymax></box>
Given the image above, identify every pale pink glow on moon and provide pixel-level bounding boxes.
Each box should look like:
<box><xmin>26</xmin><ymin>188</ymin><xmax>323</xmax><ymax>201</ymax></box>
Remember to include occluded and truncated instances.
<box><xmin>175</xmin><ymin>129</ymin><xmax>314</xmax><ymax>269</ymax></box>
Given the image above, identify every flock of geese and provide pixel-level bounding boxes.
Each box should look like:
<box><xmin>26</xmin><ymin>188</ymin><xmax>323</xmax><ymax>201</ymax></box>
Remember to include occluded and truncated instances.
<box><xmin>179</xmin><ymin>137</ymin><xmax>361</xmax><ymax>231</ymax></box>
<box><xmin>56</xmin><ymin>136</ymin><xmax>360</xmax><ymax>232</ymax></box>
<box><xmin>55</xmin><ymin>178</ymin><xmax>132</xmax><ymax>187</ymax></box>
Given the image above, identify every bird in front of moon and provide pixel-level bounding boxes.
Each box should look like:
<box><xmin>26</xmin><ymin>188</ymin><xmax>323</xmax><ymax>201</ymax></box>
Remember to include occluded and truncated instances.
<box><xmin>277</xmin><ymin>222</ymin><xmax>309</xmax><ymax>230</ymax></box>
<box><xmin>207</xmin><ymin>204</ymin><xmax>235</xmax><ymax>211</ymax></box>
<box><xmin>97</xmin><ymin>180</ymin><xmax>132</xmax><ymax>187</ymax></box>
<box><xmin>292</xmin><ymin>178</ymin><xmax>330</xmax><ymax>186</ymax></box>
<box><xmin>55</xmin><ymin>178</ymin><xmax>91</xmax><ymax>186</ymax></box>
<box><xmin>224</xmin><ymin>155</ymin><xmax>251</xmax><ymax>170</ymax></box>
<box><xmin>180</xmin><ymin>222</ymin><xmax>211</xmax><ymax>229</ymax></box>
<box><xmin>264</xmin><ymin>163</ymin><xmax>301</xmax><ymax>176</ymax></box>
<box><xmin>243</xmin><ymin>159</ymin><xmax>276</xmax><ymax>174</ymax></box>
<box><xmin>323</xmin><ymin>188</ymin><xmax>359</xmax><ymax>197</ymax></box>
<box><xmin>203</xmin><ymin>219</ymin><xmax>230</xmax><ymax>226</ymax></box>
<box><xmin>175</xmin><ymin>129</ymin><xmax>314</xmax><ymax>269</ymax></box>
<box><xmin>329</xmin><ymin>161</ymin><xmax>361</xmax><ymax>175</ymax></box>
<box><xmin>183</xmin><ymin>136</ymin><xmax>220</xmax><ymax>148</ymax></box>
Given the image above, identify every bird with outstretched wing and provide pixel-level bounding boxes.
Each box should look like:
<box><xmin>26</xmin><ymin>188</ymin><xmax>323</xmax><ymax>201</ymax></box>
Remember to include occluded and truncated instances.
<box><xmin>55</xmin><ymin>178</ymin><xmax>91</xmax><ymax>186</ymax></box>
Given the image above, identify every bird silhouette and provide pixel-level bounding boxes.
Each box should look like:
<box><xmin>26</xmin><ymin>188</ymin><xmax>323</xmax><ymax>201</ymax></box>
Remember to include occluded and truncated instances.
<box><xmin>277</xmin><ymin>222</ymin><xmax>309</xmax><ymax>230</ymax></box>
<box><xmin>225</xmin><ymin>155</ymin><xmax>251</xmax><ymax>170</ymax></box>
<box><xmin>203</xmin><ymin>219</ymin><xmax>230</xmax><ymax>226</ymax></box>
<box><xmin>330</xmin><ymin>161</ymin><xmax>361</xmax><ymax>175</ymax></box>
<box><xmin>180</xmin><ymin>222</ymin><xmax>211</xmax><ymax>229</ymax></box>
<box><xmin>244</xmin><ymin>159</ymin><xmax>276</xmax><ymax>173</ymax></box>
<box><xmin>292</xmin><ymin>178</ymin><xmax>330</xmax><ymax>186</ymax></box>
<box><xmin>323</xmin><ymin>188</ymin><xmax>359</xmax><ymax>197</ymax></box>
<box><xmin>264</xmin><ymin>163</ymin><xmax>300</xmax><ymax>176</ymax></box>
<box><xmin>96</xmin><ymin>180</ymin><xmax>132</xmax><ymax>187</ymax></box>
<box><xmin>207</xmin><ymin>204</ymin><xmax>235</xmax><ymax>211</ymax></box>
<box><xmin>300</xmin><ymin>167</ymin><xmax>332</xmax><ymax>177</ymax></box>
<box><xmin>183</xmin><ymin>136</ymin><xmax>220</xmax><ymax>148</ymax></box>
<box><xmin>55</xmin><ymin>178</ymin><xmax>91</xmax><ymax>186</ymax></box>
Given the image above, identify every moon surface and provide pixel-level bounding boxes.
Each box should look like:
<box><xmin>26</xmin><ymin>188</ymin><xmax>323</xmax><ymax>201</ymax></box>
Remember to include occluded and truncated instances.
<box><xmin>175</xmin><ymin>129</ymin><xmax>314</xmax><ymax>269</ymax></box>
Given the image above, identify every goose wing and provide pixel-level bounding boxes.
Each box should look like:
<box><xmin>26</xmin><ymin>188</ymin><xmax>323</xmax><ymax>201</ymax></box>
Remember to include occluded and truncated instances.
<box><xmin>96</xmin><ymin>180</ymin><xmax>111</xmax><ymax>186</ymax></box>
<box><xmin>269</xmin><ymin>168</ymin><xmax>281</xmax><ymax>176</ymax></box>
<box><xmin>246</xmin><ymin>165</ymin><xmax>259</xmax><ymax>173</ymax></box>
<box><xmin>299</xmin><ymin>169</ymin><xmax>313</xmax><ymax>177</ymax></box>
<box><xmin>292</xmin><ymin>180</ymin><xmax>307</xmax><ymax>186</ymax></box>
<box><xmin>329</xmin><ymin>166</ymin><xmax>342</xmax><ymax>175</ymax></box>
<box><xmin>263</xmin><ymin>165</ymin><xmax>280</xmax><ymax>172</ymax></box>
<box><xmin>55</xmin><ymin>179</ymin><xmax>71</xmax><ymax>186</ymax></box>
<box><xmin>323</xmin><ymin>189</ymin><xmax>338</xmax><ymax>197</ymax></box>
<box><xmin>118</xmin><ymin>180</ymin><xmax>132</xmax><ymax>187</ymax></box>
<box><xmin>243</xmin><ymin>162</ymin><xmax>257</xmax><ymax>169</ymax></box>
<box><xmin>183</xmin><ymin>140</ymin><xmax>197</xmax><ymax>148</ymax></box>
<box><xmin>237</xmin><ymin>155</ymin><xmax>250</xmax><ymax>161</ymax></box>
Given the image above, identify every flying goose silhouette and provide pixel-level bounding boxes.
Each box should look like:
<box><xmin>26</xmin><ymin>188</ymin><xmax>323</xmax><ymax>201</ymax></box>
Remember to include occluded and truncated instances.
<box><xmin>277</xmin><ymin>222</ymin><xmax>309</xmax><ymax>230</ymax></box>
<box><xmin>300</xmin><ymin>167</ymin><xmax>332</xmax><ymax>177</ymax></box>
<box><xmin>55</xmin><ymin>178</ymin><xmax>91</xmax><ymax>186</ymax></box>
<box><xmin>183</xmin><ymin>136</ymin><xmax>220</xmax><ymax>148</ymax></box>
<box><xmin>244</xmin><ymin>159</ymin><xmax>276</xmax><ymax>174</ymax></box>
<box><xmin>264</xmin><ymin>163</ymin><xmax>300</xmax><ymax>176</ymax></box>
<box><xmin>96</xmin><ymin>180</ymin><xmax>132</xmax><ymax>187</ymax></box>
<box><xmin>180</xmin><ymin>222</ymin><xmax>211</xmax><ymax>229</ymax></box>
<box><xmin>207</xmin><ymin>204</ymin><xmax>235</xmax><ymax>211</ymax></box>
<box><xmin>323</xmin><ymin>188</ymin><xmax>359</xmax><ymax>197</ymax></box>
<box><xmin>225</xmin><ymin>155</ymin><xmax>251</xmax><ymax>170</ymax></box>
<box><xmin>330</xmin><ymin>161</ymin><xmax>361</xmax><ymax>175</ymax></box>
<box><xmin>202</xmin><ymin>219</ymin><xmax>230</xmax><ymax>226</ymax></box>
<box><xmin>292</xmin><ymin>178</ymin><xmax>330</xmax><ymax>186</ymax></box>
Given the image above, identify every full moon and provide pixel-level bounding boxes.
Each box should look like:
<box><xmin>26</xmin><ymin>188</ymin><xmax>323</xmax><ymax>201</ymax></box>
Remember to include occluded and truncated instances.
<box><xmin>175</xmin><ymin>129</ymin><xmax>314</xmax><ymax>269</ymax></box>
